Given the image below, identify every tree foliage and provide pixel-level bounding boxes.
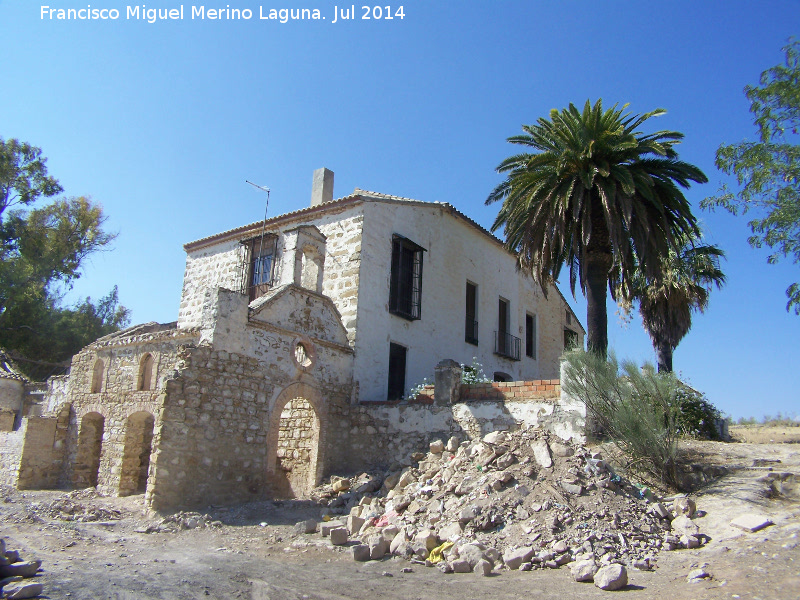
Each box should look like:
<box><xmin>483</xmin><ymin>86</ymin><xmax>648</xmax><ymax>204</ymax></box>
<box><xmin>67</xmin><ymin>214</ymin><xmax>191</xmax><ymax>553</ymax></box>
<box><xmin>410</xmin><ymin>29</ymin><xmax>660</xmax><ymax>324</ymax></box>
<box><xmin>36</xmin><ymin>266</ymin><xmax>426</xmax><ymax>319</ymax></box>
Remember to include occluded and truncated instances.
<box><xmin>617</xmin><ymin>233</ymin><xmax>726</xmax><ymax>373</ymax></box>
<box><xmin>702</xmin><ymin>40</ymin><xmax>800</xmax><ymax>313</ymax></box>
<box><xmin>0</xmin><ymin>137</ymin><xmax>127</xmax><ymax>378</ymax></box>
<box><xmin>486</xmin><ymin>100</ymin><xmax>706</xmax><ymax>356</ymax></box>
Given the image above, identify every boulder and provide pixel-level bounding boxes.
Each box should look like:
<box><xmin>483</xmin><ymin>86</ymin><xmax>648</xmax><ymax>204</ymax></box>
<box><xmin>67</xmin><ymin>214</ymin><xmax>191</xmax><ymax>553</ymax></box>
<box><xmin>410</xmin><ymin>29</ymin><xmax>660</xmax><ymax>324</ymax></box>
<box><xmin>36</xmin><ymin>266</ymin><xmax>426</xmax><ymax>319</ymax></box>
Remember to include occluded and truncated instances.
<box><xmin>293</xmin><ymin>519</ymin><xmax>317</xmax><ymax>535</ymax></box>
<box><xmin>446</xmin><ymin>436</ymin><xmax>460</xmax><ymax>452</ymax></box>
<box><xmin>670</xmin><ymin>515</ymin><xmax>699</xmax><ymax>537</ymax></box>
<box><xmin>430</xmin><ymin>440</ymin><xmax>445</xmax><ymax>454</ymax></box>
<box><xmin>570</xmin><ymin>559</ymin><xmax>597</xmax><ymax>582</ymax></box>
<box><xmin>451</xmin><ymin>559</ymin><xmax>472</xmax><ymax>573</ymax></box>
<box><xmin>329</xmin><ymin>527</ymin><xmax>349</xmax><ymax>546</ymax></box>
<box><xmin>346</xmin><ymin>515</ymin><xmax>365</xmax><ymax>535</ymax></box>
<box><xmin>352</xmin><ymin>545</ymin><xmax>371</xmax><ymax>561</ymax></box>
<box><xmin>0</xmin><ymin>560</ymin><xmax>40</xmax><ymax>578</ymax></box>
<box><xmin>502</xmin><ymin>546</ymin><xmax>535</xmax><ymax>570</ymax></box>
<box><xmin>438</xmin><ymin>522</ymin><xmax>463</xmax><ymax>542</ymax></box>
<box><xmin>474</xmin><ymin>559</ymin><xmax>493</xmax><ymax>576</ymax></box>
<box><xmin>368</xmin><ymin>535</ymin><xmax>389</xmax><ymax>560</ymax></box>
<box><xmin>483</xmin><ymin>431</ymin><xmax>508</xmax><ymax>445</ymax></box>
<box><xmin>672</xmin><ymin>497</ymin><xmax>696</xmax><ymax>518</ymax></box>
<box><xmin>2</xmin><ymin>581</ymin><xmax>43</xmax><ymax>600</ymax></box>
<box><xmin>531</xmin><ymin>440</ymin><xmax>552</xmax><ymax>469</ymax></box>
<box><xmin>550</xmin><ymin>442</ymin><xmax>574</xmax><ymax>457</ymax></box>
<box><xmin>594</xmin><ymin>564</ymin><xmax>628</xmax><ymax>590</ymax></box>
<box><xmin>331</xmin><ymin>478</ymin><xmax>350</xmax><ymax>493</ymax></box>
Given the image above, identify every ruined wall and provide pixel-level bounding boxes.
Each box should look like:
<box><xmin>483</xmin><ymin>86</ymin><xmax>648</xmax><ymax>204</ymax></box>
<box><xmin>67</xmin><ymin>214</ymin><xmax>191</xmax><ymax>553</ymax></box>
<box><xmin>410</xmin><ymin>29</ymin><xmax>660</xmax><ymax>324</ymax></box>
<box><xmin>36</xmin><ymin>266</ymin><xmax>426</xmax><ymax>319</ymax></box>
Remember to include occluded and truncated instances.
<box><xmin>150</xmin><ymin>339</ymin><xmax>353</xmax><ymax>510</ymax></box>
<box><xmin>328</xmin><ymin>378</ymin><xmax>585</xmax><ymax>475</ymax></box>
<box><xmin>0</xmin><ymin>428</ymin><xmax>24</xmax><ymax>486</ymax></box>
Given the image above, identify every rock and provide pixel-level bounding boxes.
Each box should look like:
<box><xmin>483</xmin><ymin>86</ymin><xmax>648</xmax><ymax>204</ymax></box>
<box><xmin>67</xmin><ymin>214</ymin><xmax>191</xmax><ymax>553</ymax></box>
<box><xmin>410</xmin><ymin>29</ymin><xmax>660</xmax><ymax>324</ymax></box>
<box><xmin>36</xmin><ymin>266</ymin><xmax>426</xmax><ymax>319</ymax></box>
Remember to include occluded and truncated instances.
<box><xmin>2</xmin><ymin>581</ymin><xmax>43</xmax><ymax>600</ymax></box>
<box><xmin>458</xmin><ymin>543</ymin><xmax>490</xmax><ymax>568</ymax></box>
<box><xmin>396</xmin><ymin>470</ymin><xmax>416</xmax><ymax>490</ymax></box>
<box><xmin>446</xmin><ymin>436</ymin><xmax>460</xmax><ymax>452</ymax></box>
<box><xmin>561</xmin><ymin>481</ymin><xmax>583</xmax><ymax>495</ymax></box>
<box><xmin>550</xmin><ymin>442</ymin><xmax>574</xmax><ymax>457</ymax></box>
<box><xmin>368</xmin><ymin>535</ymin><xmax>389</xmax><ymax>560</ymax></box>
<box><xmin>390</xmin><ymin>529</ymin><xmax>410</xmax><ymax>555</ymax></box>
<box><xmin>329</xmin><ymin>527</ymin><xmax>349</xmax><ymax>546</ymax></box>
<box><xmin>0</xmin><ymin>560</ymin><xmax>40</xmax><ymax>578</ymax></box>
<box><xmin>293</xmin><ymin>519</ymin><xmax>317</xmax><ymax>535</ymax></box>
<box><xmin>438</xmin><ymin>522</ymin><xmax>463</xmax><ymax>542</ymax></box>
<box><xmin>415</xmin><ymin>530</ymin><xmax>439</xmax><ymax>551</ymax></box>
<box><xmin>0</xmin><ymin>540</ymin><xmax>4</xmax><ymax>555</ymax></box>
<box><xmin>459</xmin><ymin>505</ymin><xmax>481</xmax><ymax>524</ymax></box>
<box><xmin>354</xmin><ymin>475</ymin><xmax>381</xmax><ymax>494</ymax></box>
<box><xmin>483</xmin><ymin>431</ymin><xmax>507</xmax><ymax>445</ymax></box>
<box><xmin>555</xmin><ymin>553</ymin><xmax>572</xmax><ymax>566</ymax></box>
<box><xmin>552</xmin><ymin>540</ymin><xmax>568</xmax><ymax>553</ymax></box>
<box><xmin>530</xmin><ymin>440</ymin><xmax>552</xmax><ymax>469</ymax></box>
<box><xmin>670</xmin><ymin>515</ymin><xmax>699</xmax><ymax>537</ymax></box>
<box><xmin>687</xmin><ymin>567</ymin><xmax>711</xmax><ymax>583</ymax></box>
<box><xmin>331</xmin><ymin>478</ymin><xmax>350</xmax><ymax>493</ymax></box>
<box><xmin>730</xmin><ymin>514</ymin><xmax>773</xmax><ymax>533</ymax></box>
<box><xmin>633</xmin><ymin>558</ymin><xmax>655</xmax><ymax>570</ymax></box>
<box><xmin>346</xmin><ymin>515</ymin><xmax>365</xmax><ymax>535</ymax></box>
<box><xmin>594</xmin><ymin>564</ymin><xmax>628</xmax><ymax>590</ymax></box>
<box><xmin>495</xmin><ymin>453</ymin><xmax>516</xmax><ymax>469</ymax></box>
<box><xmin>381</xmin><ymin>472</ymin><xmax>401</xmax><ymax>493</ymax></box>
<box><xmin>451</xmin><ymin>559</ymin><xmax>472</xmax><ymax>573</ymax></box>
<box><xmin>519</xmin><ymin>562</ymin><xmax>532</xmax><ymax>571</ymax></box>
<box><xmin>650</xmin><ymin>502</ymin><xmax>672</xmax><ymax>519</ymax></box>
<box><xmin>438</xmin><ymin>561</ymin><xmax>454</xmax><ymax>574</ymax></box>
<box><xmin>352</xmin><ymin>545</ymin><xmax>371</xmax><ymax>561</ymax></box>
<box><xmin>672</xmin><ymin>497</ymin><xmax>696</xmax><ymax>518</ymax></box>
<box><xmin>430</xmin><ymin>440</ymin><xmax>445</xmax><ymax>454</ymax></box>
<box><xmin>503</xmin><ymin>546</ymin><xmax>535</xmax><ymax>570</ymax></box>
<box><xmin>570</xmin><ymin>559</ymin><xmax>598</xmax><ymax>582</ymax></box>
<box><xmin>681</xmin><ymin>534</ymin><xmax>701</xmax><ymax>549</ymax></box>
<box><xmin>473</xmin><ymin>559</ymin><xmax>493</xmax><ymax>576</ymax></box>
<box><xmin>484</xmin><ymin>547</ymin><xmax>501</xmax><ymax>563</ymax></box>
<box><xmin>320</xmin><ymin>520</ymin><xmax>345</xmax><ymax>536</ymax></box>
<box><xmin>381</xmin><ymin>525</ymin><xmax>400</xmax><ymax>542</ymax></box>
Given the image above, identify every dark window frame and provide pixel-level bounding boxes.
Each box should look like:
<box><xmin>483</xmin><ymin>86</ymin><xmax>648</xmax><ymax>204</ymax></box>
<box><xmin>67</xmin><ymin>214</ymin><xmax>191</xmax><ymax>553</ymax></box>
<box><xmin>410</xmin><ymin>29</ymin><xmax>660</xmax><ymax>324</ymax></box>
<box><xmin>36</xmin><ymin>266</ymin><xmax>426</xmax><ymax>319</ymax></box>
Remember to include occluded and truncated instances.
<box><xmin>387</xmin><ymin>342</ymin><xmax>407</xmax><ymax>401</ymax></box>
<box><xmin>465</xmin><ymin>281</ymin><xmax>478</xmax><ymax>345</ymax></box>
<box><xmin>389</xmin><ymin>235</ymin><xmax>425</xmax><ymax>321</ymax></box>
<box><xmin>525</xmin><ymin>313</ymin><xmax>536</xmax><ymax>359</ymax></box>
<box><xmin>242</xmin><ymin>235</ymin><xmax>278</xmax><ymax>301</ymax></box>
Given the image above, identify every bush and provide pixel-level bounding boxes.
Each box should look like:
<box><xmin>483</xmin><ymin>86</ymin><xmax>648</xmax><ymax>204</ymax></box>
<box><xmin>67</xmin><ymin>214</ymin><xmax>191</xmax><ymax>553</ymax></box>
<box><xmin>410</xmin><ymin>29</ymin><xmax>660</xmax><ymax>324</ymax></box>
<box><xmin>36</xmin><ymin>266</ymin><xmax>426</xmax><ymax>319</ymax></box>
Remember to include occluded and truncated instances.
<box><xmin>562</xmin><ymin>349</ymin><xmax>683</xmax><ymax>489</ymax></box>
<box><xmin>674</xmin><ymin>385</ymin><xmax>723</xmax><ymax>440</ymax></box>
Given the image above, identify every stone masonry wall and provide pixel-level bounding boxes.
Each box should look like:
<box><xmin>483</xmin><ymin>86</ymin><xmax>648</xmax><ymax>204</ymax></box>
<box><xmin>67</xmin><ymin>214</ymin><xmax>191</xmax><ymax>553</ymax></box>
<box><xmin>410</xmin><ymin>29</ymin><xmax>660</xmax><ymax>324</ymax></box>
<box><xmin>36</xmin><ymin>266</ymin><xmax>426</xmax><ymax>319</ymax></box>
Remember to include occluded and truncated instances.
<box><xmin>0</xmin><ymin>428</ymin><xmax>25</xmax><ymax>486</ymax></box>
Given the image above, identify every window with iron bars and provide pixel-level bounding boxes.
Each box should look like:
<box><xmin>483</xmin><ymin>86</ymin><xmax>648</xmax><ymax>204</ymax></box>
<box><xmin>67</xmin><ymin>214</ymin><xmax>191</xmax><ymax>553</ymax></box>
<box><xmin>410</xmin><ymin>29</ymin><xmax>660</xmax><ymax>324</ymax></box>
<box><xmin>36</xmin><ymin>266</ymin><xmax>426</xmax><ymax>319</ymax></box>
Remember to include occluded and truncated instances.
<box><xmin>389</xmin><ymin>235</ymin><xmax>424</xmax><ymax>320</ymax></box>
<box><xmin>240</xmin><ymin>235</ymin><xmax>277</xmax><ymax>301</ymax></box>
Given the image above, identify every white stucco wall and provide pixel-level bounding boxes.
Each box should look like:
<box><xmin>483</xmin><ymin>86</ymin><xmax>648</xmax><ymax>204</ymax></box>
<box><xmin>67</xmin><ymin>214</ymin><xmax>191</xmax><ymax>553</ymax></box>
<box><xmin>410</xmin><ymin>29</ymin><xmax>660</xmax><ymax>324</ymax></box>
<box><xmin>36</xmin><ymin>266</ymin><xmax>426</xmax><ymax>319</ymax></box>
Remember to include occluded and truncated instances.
<box><xmin>353</xmin><ymin>200</ymin><xmax>584</xmax><ymax>402</ymax></box>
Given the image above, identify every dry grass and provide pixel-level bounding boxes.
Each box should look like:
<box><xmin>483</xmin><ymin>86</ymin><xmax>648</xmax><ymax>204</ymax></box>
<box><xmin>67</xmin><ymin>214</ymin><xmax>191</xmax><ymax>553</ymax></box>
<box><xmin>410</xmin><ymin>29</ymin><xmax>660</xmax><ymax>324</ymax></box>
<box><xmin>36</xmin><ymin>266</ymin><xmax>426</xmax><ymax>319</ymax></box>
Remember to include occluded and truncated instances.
<box><xmin>730</xmin><ymin>425</ymin><xmax>800</xmax><ymax>444</ymax></box>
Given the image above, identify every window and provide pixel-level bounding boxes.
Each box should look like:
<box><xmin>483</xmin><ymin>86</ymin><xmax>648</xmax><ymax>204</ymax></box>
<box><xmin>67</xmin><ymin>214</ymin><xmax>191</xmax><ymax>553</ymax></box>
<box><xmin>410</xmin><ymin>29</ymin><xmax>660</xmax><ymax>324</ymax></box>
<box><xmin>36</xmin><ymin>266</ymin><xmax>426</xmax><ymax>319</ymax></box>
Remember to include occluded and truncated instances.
<box><xmin>389</xmin><ymin>235</ymin><xmax>424</xmax><ymax>320</ymax></box>
<box><xmin>526</xmin><ymin>313</ymin><xmax>536</xmax><ymax>359</ymax></box>
<box><xmin>493</xmin><ymin>372</ymin><xmax>512</xmax><ymax>382</ymax></box>
<box><xmin>247</xmin><ymin>235</ymin><xmax>277</xmax><ymax>301</ymax></box>
<box><xmin>465</xmin><ymin>282</ymin><xmax>478</xmax><ymax>345</ymax></box>
<box><xmin>91</xmin><ymin>359</ymin><xmax>104</xmax><ymax>393</ymax></box>
<box><xmin>138</xmin><ymin>354</ymin><xmax>154</xmax><ymax>391</ymax></box>
<box><xmin>495</xmin><ymin>298</ymin><xmax>520</xmax><ymax>360</ymax></box>
<box><xmin>387</xmin><ymin>343</ymin><xmax>407</xmax><ymax>401</ymax></box>
<box><xmin>564</xmin><ymin>328</ymin><xmax>579</xmax><ymax>350</ymax></box>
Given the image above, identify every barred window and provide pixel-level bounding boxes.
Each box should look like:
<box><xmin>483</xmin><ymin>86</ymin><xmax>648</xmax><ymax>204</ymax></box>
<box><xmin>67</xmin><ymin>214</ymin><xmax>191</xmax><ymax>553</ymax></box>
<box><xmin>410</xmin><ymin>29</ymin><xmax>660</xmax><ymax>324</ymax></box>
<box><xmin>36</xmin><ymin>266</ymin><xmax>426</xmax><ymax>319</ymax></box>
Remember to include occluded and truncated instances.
<box><xmin>389</xmin><ymin>235</ymin><xmax>424</xmax><ymax>320</ymax></box>
<box><xmin>246</xmin><ymin>236</ymin><xmax>277</xmax><ymax>301</ymax></box>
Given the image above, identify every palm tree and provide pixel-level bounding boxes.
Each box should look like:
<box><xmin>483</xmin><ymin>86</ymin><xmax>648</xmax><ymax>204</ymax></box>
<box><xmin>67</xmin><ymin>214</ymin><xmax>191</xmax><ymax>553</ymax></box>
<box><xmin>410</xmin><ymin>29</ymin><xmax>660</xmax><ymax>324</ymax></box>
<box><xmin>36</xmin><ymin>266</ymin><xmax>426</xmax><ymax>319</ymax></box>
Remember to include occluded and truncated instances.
<box><xmin>486</xmin><ymin>100</ymin><xmax>707</xmax><ymax>356</ymax></box>
<box><xmin>618</xmin><ymin>235</ymin><xmax>726</xmax><ymax>372</ymax></box>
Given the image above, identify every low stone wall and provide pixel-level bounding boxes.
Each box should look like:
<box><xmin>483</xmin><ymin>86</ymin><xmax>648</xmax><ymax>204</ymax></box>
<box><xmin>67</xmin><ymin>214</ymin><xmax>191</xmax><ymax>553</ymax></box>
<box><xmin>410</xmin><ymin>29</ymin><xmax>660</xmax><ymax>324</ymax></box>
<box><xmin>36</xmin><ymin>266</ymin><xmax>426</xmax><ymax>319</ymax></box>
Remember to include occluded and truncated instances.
<box><xmin>0</xmin><ymin>428</ymin><xmax>25</xmax><ymax>487</ymax></box>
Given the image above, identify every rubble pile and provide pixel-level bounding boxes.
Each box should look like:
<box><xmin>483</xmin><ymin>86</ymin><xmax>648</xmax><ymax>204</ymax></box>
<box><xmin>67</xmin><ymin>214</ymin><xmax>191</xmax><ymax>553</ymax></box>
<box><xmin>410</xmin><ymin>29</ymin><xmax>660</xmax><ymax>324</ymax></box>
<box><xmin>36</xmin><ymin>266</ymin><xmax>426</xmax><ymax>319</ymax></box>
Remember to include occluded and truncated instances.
<box><xmin>138</xmin><ymin>511</ymin><xmax>223</xmax><ymax>533</ymax></box>
<box><xmin>0</xmin><ymin>538</ymin><xmax>43</xmax><ymax>599</ymax></box>
<box><xmin>26</xmin><ymin>490</ymin><xmax>122</xmax><ymax>523</ymax></box>
<box><xmin>306</xmin><ymin>427</ymin><xmax>707</xmax><ymax>583</ymax></box>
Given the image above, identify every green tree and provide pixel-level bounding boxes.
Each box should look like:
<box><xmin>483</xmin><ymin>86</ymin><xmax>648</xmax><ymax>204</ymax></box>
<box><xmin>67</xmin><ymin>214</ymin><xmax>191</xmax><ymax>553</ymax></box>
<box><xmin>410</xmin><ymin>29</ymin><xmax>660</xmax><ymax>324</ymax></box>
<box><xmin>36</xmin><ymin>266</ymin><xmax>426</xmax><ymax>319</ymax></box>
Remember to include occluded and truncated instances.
<box><xmin>702</xmin><ymin>41</ymin><xmax>800</xmax><ymax>314</ymax></box>
<box><xmin>486</xmin><ymin>100</ymin><xmax>706</xmax><ymax>356</ymax></box>
<box><xmin>618</xmin><ymin>233</ymin><xmax>726</xmax><ymax>373</ymax></box>
<box><xmin>0</xmin><ymin>138</ymin><xmax>126</xmax><ymax>378</ymax></box>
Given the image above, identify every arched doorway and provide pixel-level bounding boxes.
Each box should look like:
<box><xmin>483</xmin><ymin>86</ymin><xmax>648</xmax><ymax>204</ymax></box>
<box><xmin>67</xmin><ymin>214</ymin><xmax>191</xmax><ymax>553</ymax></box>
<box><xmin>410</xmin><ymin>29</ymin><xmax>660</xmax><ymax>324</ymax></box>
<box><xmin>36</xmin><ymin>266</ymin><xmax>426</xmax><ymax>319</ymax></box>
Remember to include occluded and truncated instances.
<box><xmin>118</xmin><ymin>411</ymin><xmax>155</xmax><ymax>496</ymax></box>
<box><xmin>74</xmin><ymin>412</ymin><xmax>104</xmax><ymax>488</ymax></box>
<box><xmin>266</xmin><ymin>384</ymin><xmax>323</xmax><ymax>499</ymax></box>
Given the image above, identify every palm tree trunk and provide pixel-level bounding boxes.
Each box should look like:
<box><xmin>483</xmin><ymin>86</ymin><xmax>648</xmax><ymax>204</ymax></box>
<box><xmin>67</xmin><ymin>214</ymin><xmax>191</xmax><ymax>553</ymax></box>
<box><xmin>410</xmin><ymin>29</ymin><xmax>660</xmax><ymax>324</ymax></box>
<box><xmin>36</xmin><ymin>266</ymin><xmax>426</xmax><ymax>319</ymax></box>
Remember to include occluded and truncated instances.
<box><xmin>655</xmin><ymin>343</ymin><xmax>673</xmax><ymax>373</ymax></box>
<box><xmin>585</xmin><ymin>252</ymin><xmax>611</xmax><ymax>357</ymax></box>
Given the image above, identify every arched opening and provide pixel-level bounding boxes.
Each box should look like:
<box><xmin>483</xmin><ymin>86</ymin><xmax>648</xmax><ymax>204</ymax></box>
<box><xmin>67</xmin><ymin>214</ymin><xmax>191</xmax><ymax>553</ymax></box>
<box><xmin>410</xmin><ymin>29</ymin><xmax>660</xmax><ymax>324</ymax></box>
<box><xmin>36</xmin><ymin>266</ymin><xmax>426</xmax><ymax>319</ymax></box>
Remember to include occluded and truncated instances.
<box><xmin>74</xmin><ymin>412</ymin><xmax>105</xmax><ymax>488</ymax></box>
<box><xmin>493</xmin><ymin>371</ymin><xmax>512</xmax><ymax>382</ymax></box>
<box><xmin>273</xmin><ymin>397</ymin><xmax>320</xmax><ymax>498</ymax></box>
<box><xmin>118</xmin><ymin>411</ymin><xmax>155</xmax><ymax>496</ymax></box>
<box><xmin>137</xmin><ymin>354</ymin><xmax>154</xmax><ymax>391</ymax></box>
<box><xmin>91</xmin><ymin>359</ymin><xmax>104</xmax><ymax>393</ymax></box>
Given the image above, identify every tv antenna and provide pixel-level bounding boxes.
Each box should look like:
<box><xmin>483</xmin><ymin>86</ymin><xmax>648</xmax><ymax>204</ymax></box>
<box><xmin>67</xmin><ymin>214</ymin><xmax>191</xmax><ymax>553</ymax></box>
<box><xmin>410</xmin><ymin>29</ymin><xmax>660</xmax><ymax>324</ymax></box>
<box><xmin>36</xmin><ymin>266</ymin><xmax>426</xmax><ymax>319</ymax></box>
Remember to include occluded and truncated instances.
<box><xmin>246</xmin><ymin>180</ymin><xmax>272</xmax><ymax>291</ymax></box>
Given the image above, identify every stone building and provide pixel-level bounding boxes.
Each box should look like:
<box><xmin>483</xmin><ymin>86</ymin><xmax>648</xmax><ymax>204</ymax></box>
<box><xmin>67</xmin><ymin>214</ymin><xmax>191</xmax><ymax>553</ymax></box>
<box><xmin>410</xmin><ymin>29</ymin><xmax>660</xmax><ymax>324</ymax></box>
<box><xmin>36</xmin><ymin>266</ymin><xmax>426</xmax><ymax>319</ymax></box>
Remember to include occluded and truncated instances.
<box><xmin>0</xmin><ymin>169</ymin><xmax>585</xmax><ymax>511</ymax></box>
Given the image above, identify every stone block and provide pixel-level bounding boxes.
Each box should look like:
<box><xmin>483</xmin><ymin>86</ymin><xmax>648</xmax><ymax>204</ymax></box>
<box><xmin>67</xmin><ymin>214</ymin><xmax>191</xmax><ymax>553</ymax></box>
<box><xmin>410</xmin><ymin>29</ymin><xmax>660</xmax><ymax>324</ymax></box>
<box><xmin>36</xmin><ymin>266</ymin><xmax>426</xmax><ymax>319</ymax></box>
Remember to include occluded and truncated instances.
<box><xmin>346</xmin><ymin>515</ymin><xmax>365</xmax><ymax>535</ymax></box>
<box><xmin>531</xmin><ymin>440</ymin><xmax>552</xmax><ymax>468</ymax></box>
<box><xmin>570</xmin><ymin>559</ymin><xmax>597</xmax><ymax>582</ymax></box>
<box><xmin>293</xmin><ymin>519</ymin><xmax>317</xmax><ymax>535</ymax></box>
<box><xmin>329</xmin><ymin>527</ymin><xmax>349</xmax><ymax>546</ymax></box>
<box><xmin>2</xmin><ymin>581</ymin><xmax>43</xmax><ymax>599</ymax></box>
<box><xmin>730</xmin><ymin>514</ymin><xmax>773</xmax><ymax>533</ymax></box>
<box><xmin>473</xmin><ymin>559</ymin><xmax>493</xmax><ymax>576</ymax></box>
<box><xmin>451</xmin><ymin>559</ymin><xmax>471</xmax><ymax>573</ymax></box>
<box><xmin>320</xmin><ymin>520</ymin><xmax>345</xmax><ymax>536</ymax></box>
<box><xmin>352</xmin><ymin>544</ymin><xmax>371</xmax><ymax>562</ymax></box>
<box><xmin>594</xmin><ymin>564</ymin><xmax>627</xmax><ymax>590</ymax></box>
<box><xmin>503</xmin><ymin>546</ymin><xmax>535</xmax><ymax>570</ymax></box>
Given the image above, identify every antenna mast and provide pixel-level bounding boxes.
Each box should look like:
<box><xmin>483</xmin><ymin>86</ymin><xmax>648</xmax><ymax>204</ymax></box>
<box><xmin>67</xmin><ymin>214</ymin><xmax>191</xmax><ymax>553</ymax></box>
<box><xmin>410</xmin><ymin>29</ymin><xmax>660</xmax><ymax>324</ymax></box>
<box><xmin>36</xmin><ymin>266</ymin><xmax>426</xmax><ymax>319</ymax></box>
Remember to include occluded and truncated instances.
<box><xmin>246</xmin><ymin>180</ymin><xmax>272</xmax><ymax>293</ymax></box>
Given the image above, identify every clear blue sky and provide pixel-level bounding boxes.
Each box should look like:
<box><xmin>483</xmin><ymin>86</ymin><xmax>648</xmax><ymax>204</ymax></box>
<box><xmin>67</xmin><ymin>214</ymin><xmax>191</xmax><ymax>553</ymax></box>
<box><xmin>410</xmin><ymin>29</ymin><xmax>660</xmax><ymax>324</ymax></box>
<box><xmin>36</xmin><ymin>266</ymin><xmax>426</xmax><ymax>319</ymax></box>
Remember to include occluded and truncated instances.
<box><xmin>1</xmin><ymin>0</ymin><xmax>798</xmax><ymax>420</ymax></box>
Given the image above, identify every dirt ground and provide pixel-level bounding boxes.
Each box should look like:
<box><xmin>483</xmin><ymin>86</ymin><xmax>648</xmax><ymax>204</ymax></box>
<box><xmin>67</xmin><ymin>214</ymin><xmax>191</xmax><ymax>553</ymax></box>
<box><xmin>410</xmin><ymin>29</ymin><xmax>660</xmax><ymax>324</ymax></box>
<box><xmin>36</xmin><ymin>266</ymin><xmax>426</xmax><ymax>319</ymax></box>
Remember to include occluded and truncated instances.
<box><xmin>1</xmin><ymin>438</ymin><xmax>798</xmax><ymax>600</ymax></box>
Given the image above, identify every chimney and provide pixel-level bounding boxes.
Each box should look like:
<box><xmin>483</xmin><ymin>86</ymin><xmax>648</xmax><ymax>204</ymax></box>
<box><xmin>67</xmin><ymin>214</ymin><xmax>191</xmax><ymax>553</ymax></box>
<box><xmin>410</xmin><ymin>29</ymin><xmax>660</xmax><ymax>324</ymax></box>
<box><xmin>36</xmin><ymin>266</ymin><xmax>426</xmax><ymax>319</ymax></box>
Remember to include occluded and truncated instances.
<box><xmin>311</xmin><ymin>168</ymin><xmax>334</xmax><ymax>207</ymax></box>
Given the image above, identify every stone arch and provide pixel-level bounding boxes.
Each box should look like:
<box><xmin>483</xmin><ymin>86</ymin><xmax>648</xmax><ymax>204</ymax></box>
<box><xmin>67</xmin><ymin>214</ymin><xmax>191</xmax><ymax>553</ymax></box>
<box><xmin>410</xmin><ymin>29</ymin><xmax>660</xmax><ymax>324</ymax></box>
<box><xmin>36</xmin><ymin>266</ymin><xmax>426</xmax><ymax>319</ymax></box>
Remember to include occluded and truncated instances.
<box><xmin>138</xmin><ymin>353</ymin><xmax>154</xmax><ymax>391</ymax></box>
<box><xmin>493</xmin><ymin>371</ymin><xmax>512</xmax><ymax>382</ymax></box>
<box><xmin>118</xmin><ymin>411</ymin><xmax>155</xmax><ymax>496</ymax></box>
<box><xmin>265</xmin><ymin>382</ymin><xmax>325</xmax><ymax>499</ymax></box>
<box><xmin>91</xmin><ymin>359</ymin><xmax>104</xmax><ymax>393</ymax></box>
<box><xmin>74</xmin><ymin>412</ymin><xmax>105</xmax><ymax>488</ymax></box>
